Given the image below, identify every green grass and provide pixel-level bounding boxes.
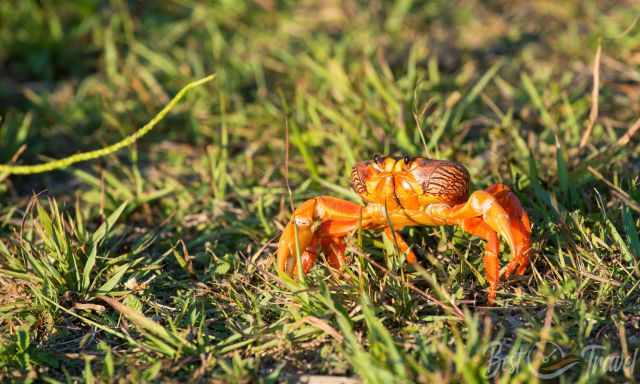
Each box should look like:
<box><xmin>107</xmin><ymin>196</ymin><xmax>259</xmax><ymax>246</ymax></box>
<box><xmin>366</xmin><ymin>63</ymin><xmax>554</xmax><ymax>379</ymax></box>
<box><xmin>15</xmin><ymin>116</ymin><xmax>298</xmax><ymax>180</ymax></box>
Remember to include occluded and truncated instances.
<box><xmin>1</xmin><ymin>1</ymin><xmax>640</xmax><ymax>382</ymax></box>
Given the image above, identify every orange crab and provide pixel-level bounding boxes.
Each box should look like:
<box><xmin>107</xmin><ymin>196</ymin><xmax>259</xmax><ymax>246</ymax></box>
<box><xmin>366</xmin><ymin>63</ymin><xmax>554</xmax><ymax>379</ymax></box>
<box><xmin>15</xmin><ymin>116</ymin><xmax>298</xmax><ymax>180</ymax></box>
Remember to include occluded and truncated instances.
<box><xmin>276</xmin><ymin>155</ymin><xmax>531</xmax><ymax>303</ymax></box>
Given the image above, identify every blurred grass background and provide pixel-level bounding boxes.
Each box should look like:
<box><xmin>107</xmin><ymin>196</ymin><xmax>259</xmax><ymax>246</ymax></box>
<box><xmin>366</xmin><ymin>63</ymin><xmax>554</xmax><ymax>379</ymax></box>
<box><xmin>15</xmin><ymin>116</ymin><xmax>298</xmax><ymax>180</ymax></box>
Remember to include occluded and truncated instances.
<box><xmin>1</xmin><ymin>0</ymin><xmax>640</xmax><ymax>382</ymax></box>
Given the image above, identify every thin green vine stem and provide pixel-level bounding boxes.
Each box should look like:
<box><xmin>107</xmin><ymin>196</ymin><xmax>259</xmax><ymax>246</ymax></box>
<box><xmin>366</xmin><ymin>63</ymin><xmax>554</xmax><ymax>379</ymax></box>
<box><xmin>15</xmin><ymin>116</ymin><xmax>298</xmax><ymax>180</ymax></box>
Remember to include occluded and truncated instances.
<box><xmin>0</xmin><ymin>74</ymin><xmax>216</xmax><ymax>175</ymax></box>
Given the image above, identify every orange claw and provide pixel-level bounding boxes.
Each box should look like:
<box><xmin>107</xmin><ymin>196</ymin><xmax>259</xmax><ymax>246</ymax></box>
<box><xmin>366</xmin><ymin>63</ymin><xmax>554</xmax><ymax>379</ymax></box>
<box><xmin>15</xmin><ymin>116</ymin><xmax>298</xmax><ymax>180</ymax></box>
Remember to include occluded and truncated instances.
<box><xmin>401</xmin><ymin>185</ymin><xmax>531</xmax><ymax>303</ymax></box>
<box><xmin>276</xmin><ymin>196</ymin><xmax>361</xmax><ymax>277</ymax></box>
<box><xmin>276</xmin><ymin>156</ymin><xmax>533</xmax><ymax>304</ymax></box>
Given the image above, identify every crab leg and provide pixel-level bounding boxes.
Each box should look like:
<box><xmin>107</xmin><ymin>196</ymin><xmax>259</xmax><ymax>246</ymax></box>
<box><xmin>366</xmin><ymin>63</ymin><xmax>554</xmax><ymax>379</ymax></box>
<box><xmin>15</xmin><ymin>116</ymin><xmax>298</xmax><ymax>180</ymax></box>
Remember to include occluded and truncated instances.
<box><xmin>485</xmin><ymin>184</ymin><xmax>532</xmax><ymax>278</ymax></box>
<box><xmin>383</xmin><ymin>227</ymin><xmax>418</xmax><ymax>264</ymax></box>
<box><xmin>460</xmin><ymin>217</ymin><xmax>500</xmax><ymax>303</ymax></box>
<box><xmin>409</xmin><ymin>190</ymin><xmax>517</xmax><ymax>255</ymax></box>
<box><xmin>317</xmin><ymin>220</ymin><xmax>360</xmax><ymax>269</ymax></box>
<box><xmin>276</xmin><ymin>196</ymin><xmax>362</xmax><ymax>277</ymax></box>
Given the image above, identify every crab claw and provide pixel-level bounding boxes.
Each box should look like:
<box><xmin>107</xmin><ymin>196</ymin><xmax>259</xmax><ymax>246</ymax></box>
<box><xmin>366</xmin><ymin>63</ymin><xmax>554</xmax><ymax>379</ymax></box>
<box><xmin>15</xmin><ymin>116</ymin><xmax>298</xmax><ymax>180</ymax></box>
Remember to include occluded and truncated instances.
<box><xmin>276</xmin><ymin>199</ymin><xmax>317</xmax><ymax>276</ymax></box>
<box><xmin>460</xmin><ymin>184</ymin><xmax>531</xmax><ymax>303</ymax></box>
<box><xmin>414</xmin><ymin>184</ymin><xmax>532</xmax><ymax>303</ymax></box>
<box><xmin>276</xmin><ymin>196</ymin><xmax>362</xmax><ymax>278</ymax></box>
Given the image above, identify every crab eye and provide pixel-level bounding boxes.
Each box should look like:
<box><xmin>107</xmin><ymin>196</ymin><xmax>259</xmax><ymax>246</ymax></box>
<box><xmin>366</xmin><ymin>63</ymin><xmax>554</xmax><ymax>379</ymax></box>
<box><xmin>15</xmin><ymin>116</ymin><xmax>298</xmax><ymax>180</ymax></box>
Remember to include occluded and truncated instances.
<box><xmin>403</xmin><ymin>154</ymin><xmax>411</xmax><ymax>164</ymax></box>
<box><xmin>373</xmin><ymin>154</ymin><xmax>383</xmax><ymax>164</ymax></box>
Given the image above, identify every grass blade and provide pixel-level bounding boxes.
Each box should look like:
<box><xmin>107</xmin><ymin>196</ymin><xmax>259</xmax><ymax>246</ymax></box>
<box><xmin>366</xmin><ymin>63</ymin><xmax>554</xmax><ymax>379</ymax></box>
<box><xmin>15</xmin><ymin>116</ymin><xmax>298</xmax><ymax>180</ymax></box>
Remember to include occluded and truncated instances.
<box><xmin>92</xmin><ymin>202</ymin><xmax>128</xmax><ymax>244</ymax></box>
<box><xmin>97</xmin><ymin>295</ymin><xmax>192</xmax><ymax>350</ymax></box>
<box><xmin>81</xmin><ymin>242</ymin><xmax>98</xmax><ymax>292</ymax></box>
<box><xmin>96</xmin><ymin>264</ymin><xmax>129</xmax><ymax>293</ymax></box>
